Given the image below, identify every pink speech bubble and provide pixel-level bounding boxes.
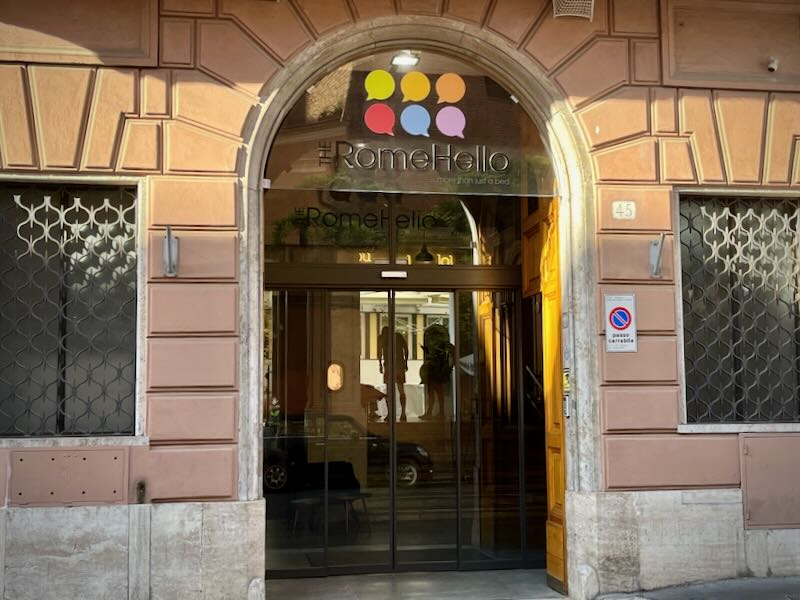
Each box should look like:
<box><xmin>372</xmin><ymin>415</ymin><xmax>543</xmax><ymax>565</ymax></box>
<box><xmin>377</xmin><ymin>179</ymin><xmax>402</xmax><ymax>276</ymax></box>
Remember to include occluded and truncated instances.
<box><xmin>435</xmin><ymin>106</ymin><xmax>466</xmax><ymax>138</ymax></box>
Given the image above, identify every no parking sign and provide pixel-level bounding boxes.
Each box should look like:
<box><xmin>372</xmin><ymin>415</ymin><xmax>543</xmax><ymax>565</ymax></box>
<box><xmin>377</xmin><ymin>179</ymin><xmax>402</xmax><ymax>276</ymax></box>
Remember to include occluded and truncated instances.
<box><xmin>604</xmin><ymin>294</ymin><xmax>637</xmax><ymax>353</ymax></box>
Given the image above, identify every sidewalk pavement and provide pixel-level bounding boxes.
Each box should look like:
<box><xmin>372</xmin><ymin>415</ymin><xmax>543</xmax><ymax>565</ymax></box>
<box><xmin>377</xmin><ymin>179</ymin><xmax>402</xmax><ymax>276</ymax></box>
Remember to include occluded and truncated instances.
<box><xmin>599</xmin><ymin>576</ymin><xmax>800</xmax><ymax>600</ymax></box>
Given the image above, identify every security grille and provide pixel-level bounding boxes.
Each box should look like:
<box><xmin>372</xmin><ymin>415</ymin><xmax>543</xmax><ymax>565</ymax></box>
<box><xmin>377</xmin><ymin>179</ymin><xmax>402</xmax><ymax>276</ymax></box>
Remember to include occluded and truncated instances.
<box><xmin>680</xmin><ymin>195</ymin><xmax>800</xmax><ymax>423</ymax></box>
<box><xmin>552</xmin><ymin>0</ymin><xmax>595</xmax><ymax>19</ymax></box>
<box><xmin>0</xmin><ymin>184</ymin><xmax>137</xmax><ymax>436</ymax></box>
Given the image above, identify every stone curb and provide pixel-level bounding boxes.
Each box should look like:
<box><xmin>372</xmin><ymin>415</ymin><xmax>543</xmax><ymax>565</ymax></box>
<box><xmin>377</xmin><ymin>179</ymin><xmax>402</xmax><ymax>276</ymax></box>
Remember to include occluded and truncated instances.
<box><xmin>596</xmin><ymin>576</ymin><xmax>800</xmax><ymax>600</ymax></box>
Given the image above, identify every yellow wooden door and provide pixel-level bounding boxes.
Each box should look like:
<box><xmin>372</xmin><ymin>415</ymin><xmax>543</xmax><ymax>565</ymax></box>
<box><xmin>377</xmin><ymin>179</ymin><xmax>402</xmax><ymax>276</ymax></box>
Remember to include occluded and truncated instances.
<box><xmin>541</xmin><ymin>199</ymin><xmax>567</xmax><ymax>593</ymax></box>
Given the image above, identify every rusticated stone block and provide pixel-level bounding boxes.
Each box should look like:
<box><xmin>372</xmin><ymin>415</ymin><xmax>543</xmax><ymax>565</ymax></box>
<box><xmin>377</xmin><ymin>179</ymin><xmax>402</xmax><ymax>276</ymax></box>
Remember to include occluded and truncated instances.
<box><xmin>5</xmin><ymin>506</ymin><xmax>128</xmax><ymax>600</ymax></box>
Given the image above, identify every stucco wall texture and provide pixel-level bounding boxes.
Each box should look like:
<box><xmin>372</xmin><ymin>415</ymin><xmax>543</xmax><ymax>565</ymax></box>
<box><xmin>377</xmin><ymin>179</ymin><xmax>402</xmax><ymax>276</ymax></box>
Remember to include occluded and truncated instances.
<box><xmin>1</xmin><ymin>0</ymin><xmax>799</xmax><ymax>543</ymax></box>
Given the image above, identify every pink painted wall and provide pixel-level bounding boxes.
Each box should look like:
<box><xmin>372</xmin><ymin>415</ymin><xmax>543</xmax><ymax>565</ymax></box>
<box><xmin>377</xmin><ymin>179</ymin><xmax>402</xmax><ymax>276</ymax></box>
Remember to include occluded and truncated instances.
<box><xmin>0</xmin><ymin>0</ymin><xmax>798</xmax><ymax>516</ymax></box>
<box><xmin>741</xmin><ymin>435</ymin><xmax>800</xmax><ymax>528</ymax></box>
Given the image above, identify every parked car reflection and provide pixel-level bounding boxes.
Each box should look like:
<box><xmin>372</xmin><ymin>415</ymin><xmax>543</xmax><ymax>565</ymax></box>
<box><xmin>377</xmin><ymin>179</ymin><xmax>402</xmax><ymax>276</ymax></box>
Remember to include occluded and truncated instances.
<box><xmin>264</xmin><ymin>414</ymin><xmax>434</xmax><ymax>493</ymax></box>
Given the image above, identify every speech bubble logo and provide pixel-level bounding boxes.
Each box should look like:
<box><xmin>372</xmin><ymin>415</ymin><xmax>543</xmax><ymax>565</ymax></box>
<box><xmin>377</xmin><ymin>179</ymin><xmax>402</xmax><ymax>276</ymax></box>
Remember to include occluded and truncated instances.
<box><xmin>364</xmin><ymin>69</ymin><xmax>395</xmax><ymax>100</ymax></box>
<box><xmin>435</xmin><ymin>106</ymin><xmax>466</xmax><ymax>138</ymax></box>
<box><xmin>400</xmin><ymin>71</ymin><xmax>431</xmax><ymax>102</ymax></box>
<box><xmin>435</xmin><ymin>72</ymin><xmax>466</xmax><ymax>104</ymax></box>
<box><xmin>364</xmin><ymin>103</ymin><xmax>395</xmax><ymax>135</ymax></box>
<box><xmin>400</xmin><ymin>105</ymin><xmax>431</xmax><ymax>137</ymax></box>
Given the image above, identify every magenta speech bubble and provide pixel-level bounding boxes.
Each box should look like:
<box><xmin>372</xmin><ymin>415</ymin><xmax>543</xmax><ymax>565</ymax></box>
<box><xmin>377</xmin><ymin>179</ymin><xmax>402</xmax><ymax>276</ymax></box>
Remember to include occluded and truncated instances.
<box><xmin>435</xmin><ymin>106</ymin><xmax>466</xmax><ymax>138</ymax></box>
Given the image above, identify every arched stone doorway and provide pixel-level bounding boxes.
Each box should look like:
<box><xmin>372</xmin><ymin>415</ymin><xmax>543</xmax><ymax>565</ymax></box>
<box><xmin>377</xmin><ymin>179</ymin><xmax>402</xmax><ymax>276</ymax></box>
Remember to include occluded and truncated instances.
<box><xmin>239</xmin><ymin>15</ymin><xmax>598</xmax><ymax>594</ymax></box>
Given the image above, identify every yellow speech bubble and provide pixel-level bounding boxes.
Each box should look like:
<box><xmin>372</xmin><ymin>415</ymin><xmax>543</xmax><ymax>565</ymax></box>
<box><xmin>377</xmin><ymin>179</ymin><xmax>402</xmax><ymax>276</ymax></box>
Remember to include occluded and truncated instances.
<box><xmin>435</xmin><ymin>72</ymin><xmax>466</xmax><ymax>104</ymax></box>
<box><xmin>400</xmin><ymin>71</ymin><xmax>431</xmax><ymax>102</ymax></box>
<box><xmin>364</xmin><ymin>69</ymin><xmax>395</xmax><ymax>100</ymax></box>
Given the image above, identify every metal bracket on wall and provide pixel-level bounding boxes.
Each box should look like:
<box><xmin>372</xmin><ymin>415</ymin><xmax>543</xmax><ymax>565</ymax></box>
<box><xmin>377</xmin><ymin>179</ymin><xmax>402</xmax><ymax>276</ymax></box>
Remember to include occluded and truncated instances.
<box><xmin>135</xmin><ymin>480</ymin><xmax>147</xmax><ymax>504</ymax></box>
<box><xmin>163</xmin><ymin>225</ymin><xmax>179</xmax><ymax>277</ymax></box>
<box><xmin>649</xmin><ymin>232</ymin><xmax>666</xmax><ymax>278</ymax></box>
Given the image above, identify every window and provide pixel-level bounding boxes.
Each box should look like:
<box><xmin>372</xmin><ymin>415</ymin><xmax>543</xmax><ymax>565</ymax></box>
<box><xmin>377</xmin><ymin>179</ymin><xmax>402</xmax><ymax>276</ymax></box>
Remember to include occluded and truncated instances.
<box><xmin>0</xmin><ymin>184</ymin><xmax>137</xmax><ymax>436</ymax></box>
<box><xmin>680</xmin><ymin>195</ymin><xmax>800</xmax><ymax>423</ymax></box>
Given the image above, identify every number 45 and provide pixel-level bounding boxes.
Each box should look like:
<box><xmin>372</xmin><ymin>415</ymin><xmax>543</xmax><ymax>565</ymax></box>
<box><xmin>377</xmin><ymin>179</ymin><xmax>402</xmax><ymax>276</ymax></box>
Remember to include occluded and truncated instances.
<box><xmin>611</xmin><ymin>200</ymin><xmax>636</xmax><ymax>220</ymax></box>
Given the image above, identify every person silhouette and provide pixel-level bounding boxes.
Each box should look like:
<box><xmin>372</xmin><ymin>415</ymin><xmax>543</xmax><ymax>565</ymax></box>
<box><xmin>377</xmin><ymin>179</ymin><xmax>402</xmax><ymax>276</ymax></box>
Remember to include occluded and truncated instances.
<box><xmin>419</xmin><ymin>323</ymin><xmax>454</xmax><ymax>420</ymax></box>
<box><xmin>377</xmin><ymin>326</ymin><xmax>409</xmax><ymax>422</ymax></box>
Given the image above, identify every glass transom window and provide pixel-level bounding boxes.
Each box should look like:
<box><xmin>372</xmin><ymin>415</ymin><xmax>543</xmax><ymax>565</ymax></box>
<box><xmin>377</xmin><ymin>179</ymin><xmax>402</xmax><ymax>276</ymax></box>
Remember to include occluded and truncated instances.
<box><xmin>265</xmin><ymin>49</ymin><xmax>555</xmax><ymax>198</ymax></box>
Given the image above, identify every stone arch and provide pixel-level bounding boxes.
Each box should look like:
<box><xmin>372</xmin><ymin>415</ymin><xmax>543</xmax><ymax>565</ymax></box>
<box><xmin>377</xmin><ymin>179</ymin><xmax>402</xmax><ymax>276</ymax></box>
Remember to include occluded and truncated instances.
<box><xmin>241</xmin><ymin>16</ymin><xmax>593</xmax><ymax>187</ymax></box>
<box><xmin>236</xmin><ymin>15</ymin><xmax>600</xmax><ymax>564</ymax></box>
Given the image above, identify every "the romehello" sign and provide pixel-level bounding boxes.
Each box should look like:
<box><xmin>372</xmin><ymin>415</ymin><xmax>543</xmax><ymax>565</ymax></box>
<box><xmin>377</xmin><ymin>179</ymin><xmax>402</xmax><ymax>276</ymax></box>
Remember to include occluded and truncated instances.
<box><xmin>335</xmin><ymin>141</ymin><xmax>510</xmax><ymax>174</ymax></box>
<box><xmin>267</xmin><ymin>55</ymin><xmax>555</xmax><ymax>197</ymax></box>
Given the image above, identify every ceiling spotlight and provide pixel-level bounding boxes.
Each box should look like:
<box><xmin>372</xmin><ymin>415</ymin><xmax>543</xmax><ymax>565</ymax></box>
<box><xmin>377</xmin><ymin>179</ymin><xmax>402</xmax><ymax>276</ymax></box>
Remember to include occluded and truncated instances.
<box><xmin>415</xmin><ymin>244</ymin><xmax>434</xmax><ymax>264</ymax></box>
<box><xmin>391</xmin><ymin>51</ymin><xmax>420</xmax><ymax>67</ymax></box>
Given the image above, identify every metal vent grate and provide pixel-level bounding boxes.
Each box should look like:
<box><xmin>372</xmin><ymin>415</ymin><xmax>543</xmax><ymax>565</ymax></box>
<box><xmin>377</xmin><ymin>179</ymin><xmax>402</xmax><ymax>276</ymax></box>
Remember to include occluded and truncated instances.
<box><xmin>0</xmin><ymin>185</ymin><xmax>137</xmax><ymax>436</ymax></box>
<box><xmin>680</xmin><ymin>195</ymin><xmax>800</xmax><ymax>423</ymax></box>
<box><xmin>552</xmin><ymin>0</ymin><xmax>595</xmax><ymax>19</ymax></box>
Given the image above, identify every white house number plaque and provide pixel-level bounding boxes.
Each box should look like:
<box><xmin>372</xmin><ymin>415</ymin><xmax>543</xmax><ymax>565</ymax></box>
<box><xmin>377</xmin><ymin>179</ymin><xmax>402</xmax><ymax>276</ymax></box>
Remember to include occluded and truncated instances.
<box><xmin>611</xmin><ymin>200</ymin><xmax>636</xmax><ymax>220</ymax></box>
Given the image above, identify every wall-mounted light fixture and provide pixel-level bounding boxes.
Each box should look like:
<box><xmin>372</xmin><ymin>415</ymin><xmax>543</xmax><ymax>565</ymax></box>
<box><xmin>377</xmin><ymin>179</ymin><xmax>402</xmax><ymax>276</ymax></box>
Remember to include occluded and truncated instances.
<box><xmin>327</xmin><ymin>362</ymin><xmax>344</xmax><ymax>392</ymax></box>
<box><xmin>391</xmin><ymin>51</ymin><xmax>420</xmax><ymax>67</ymax></box>
<box><xmin>415</xmin><ymin>244</ymin><xmax>435</xmax><ymax>264</ymax></box>
<box><xmin>649</xmin><ymin>232</ymin><xmax>666</xmax><ymax>278</ymax></box>
<box><xmin>768</xmin><ymin>57</ymin><xmax>779</xmax><ymax>73</ymax></box>
<box><xmin>163</xmin><ymin>225</ymin><xmax>179</xmax><ymax>277</ymax></box>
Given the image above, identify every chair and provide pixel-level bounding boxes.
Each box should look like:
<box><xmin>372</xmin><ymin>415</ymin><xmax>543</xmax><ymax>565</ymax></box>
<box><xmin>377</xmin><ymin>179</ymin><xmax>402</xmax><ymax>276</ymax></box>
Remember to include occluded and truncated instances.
<box><xmin>327</xmin><ymin>461</ymin><xmax>371</xmax><ymax>535</ymax></box>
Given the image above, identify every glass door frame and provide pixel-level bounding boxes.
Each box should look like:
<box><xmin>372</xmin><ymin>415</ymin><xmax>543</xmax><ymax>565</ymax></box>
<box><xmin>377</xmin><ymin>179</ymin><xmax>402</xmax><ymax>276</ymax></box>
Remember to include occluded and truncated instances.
<box><xmin>264</xmin><ymin>184</ymin><xmax>535</xmax><ymax>577</ymax></box>
<box><xmin>264</xmin><ymin>282</ymin><xmax>539</xmax><ymax>578</ymax></box>
<box><xmin>386</xmin><ymin>288</ymin><xmax>457</xmax><ymax>573</ymax></box>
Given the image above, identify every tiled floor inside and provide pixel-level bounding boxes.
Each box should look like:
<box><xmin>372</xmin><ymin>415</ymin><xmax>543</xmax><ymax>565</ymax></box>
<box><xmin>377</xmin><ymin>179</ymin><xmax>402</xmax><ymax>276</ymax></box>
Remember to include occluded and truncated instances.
<box><xmin>267</xmin><ymin>569</ymin><xmax>564</xmax><ymax>600</ymax></box>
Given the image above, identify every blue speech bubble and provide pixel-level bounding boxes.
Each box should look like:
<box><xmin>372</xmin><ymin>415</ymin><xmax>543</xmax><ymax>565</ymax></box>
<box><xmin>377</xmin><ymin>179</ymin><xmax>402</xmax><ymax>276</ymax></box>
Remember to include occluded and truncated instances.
<box><xmin>400</xmin><ymin>105</ymin><xmax>431</xmax><ymax>137</ymax></box>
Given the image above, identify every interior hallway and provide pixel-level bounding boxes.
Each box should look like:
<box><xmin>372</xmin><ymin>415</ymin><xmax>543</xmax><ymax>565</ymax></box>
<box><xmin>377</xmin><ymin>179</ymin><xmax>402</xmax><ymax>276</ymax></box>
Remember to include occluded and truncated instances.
<box><xmin>267</xmin><ymin>569</ymin><xmax>563</xmax><ymax>600</ymax></box>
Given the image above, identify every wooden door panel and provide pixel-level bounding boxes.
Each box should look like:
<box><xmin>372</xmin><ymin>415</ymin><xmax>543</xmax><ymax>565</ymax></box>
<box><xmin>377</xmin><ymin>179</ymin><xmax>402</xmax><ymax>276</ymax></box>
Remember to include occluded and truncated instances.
<box><xmin>543</xmin><ymin>228</ymin><xmax>565</xmax><ymax>566</ymax></box>
<box><xmin>525</xmin><ymin>198</ymin><xmax>567</xmax><ymax>594</ymax></box>
<box><xmin>546</xmin><ymin>521</ymin><xmax>565</xmax><ymax>582</ymax></box>
<box><xmin>546</xmin><ymin>446</ymin><xmax>564</xmax><ymax>515</ymax></box>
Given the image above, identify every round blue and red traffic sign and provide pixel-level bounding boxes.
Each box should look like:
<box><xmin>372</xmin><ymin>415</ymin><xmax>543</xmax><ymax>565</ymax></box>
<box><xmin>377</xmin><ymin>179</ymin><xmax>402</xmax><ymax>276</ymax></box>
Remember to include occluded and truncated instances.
<box><xmin>608</xmin><ymin>306</ymin><xmax>632</xmax><ymax>331</ymax></box>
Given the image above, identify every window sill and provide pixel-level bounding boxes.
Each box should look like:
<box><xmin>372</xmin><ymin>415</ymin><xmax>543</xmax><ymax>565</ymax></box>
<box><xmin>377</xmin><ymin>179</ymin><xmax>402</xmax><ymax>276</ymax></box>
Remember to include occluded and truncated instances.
<box><xmin>678</xmin><ymin>424</ymin><xmax>800</xmax><ymax>434</ymax></box>
<box><xmin>0</xmin><ymin>436</ymin><xmax>149</xmax><ymax>448</ymax></box>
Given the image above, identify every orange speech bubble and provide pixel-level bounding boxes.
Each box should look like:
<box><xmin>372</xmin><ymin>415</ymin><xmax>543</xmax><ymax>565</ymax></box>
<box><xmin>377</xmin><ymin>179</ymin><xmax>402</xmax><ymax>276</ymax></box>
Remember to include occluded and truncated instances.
<box><xmin>400</xmin><ymin>71</ymin><xmax>431</xmax><ymax>102</ymax></box>
<box><xmin>435</xmin><ymin>73</ymin><xmax>466</xmax><ymax>104</ymax></box>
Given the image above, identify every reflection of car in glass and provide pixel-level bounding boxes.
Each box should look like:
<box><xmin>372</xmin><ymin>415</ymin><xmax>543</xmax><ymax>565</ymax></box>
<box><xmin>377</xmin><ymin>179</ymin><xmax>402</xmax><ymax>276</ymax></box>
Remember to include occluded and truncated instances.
<box><xmin>264</xmin><ymin>415</ymin><xmax>433</xmax><ymax>492</ymax></box>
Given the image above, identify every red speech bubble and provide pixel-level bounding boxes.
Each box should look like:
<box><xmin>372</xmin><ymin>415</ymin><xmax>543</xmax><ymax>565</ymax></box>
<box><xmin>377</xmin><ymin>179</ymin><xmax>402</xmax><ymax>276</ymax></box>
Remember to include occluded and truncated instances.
<box><xmin>364</xmin><ymin>103</ymin><xmax>395</xmax><ymax>136</ymax></box>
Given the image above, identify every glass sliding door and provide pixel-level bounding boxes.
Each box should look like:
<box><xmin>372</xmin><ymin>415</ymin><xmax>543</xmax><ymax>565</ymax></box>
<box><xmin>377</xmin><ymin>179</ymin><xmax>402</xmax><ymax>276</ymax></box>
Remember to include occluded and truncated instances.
<box><xmin>457</xmin><ymin>290</ymin><xmax>525</xmax><ymax>566</ymax></box>
<box><xmin>264</xmin><ymin>290</ymin><xmax>326</xmax><ymax>572</ymax></box>
<box><xmin>264</xmin><ymin>286</ymin><xmax>541</xmax><ymax>576</ymax></box>
<box><xmin>522</xmin><ymin>294</ymin><xmax>548</xmax><ymax>564</ymax></box>
<box><xmin>264</xmin><ymin>290</ymin><xmax>391</xmax><ymax>573</ymax></box>
<box><xmin>392</xmin><ymin>291</ymin><xmax>458</xmax><ymax>567</ymax></box>
<box><xmin>326</xmin><ymin>291</ymin><xmax>391</xmax><ymax>569</ymax></box>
